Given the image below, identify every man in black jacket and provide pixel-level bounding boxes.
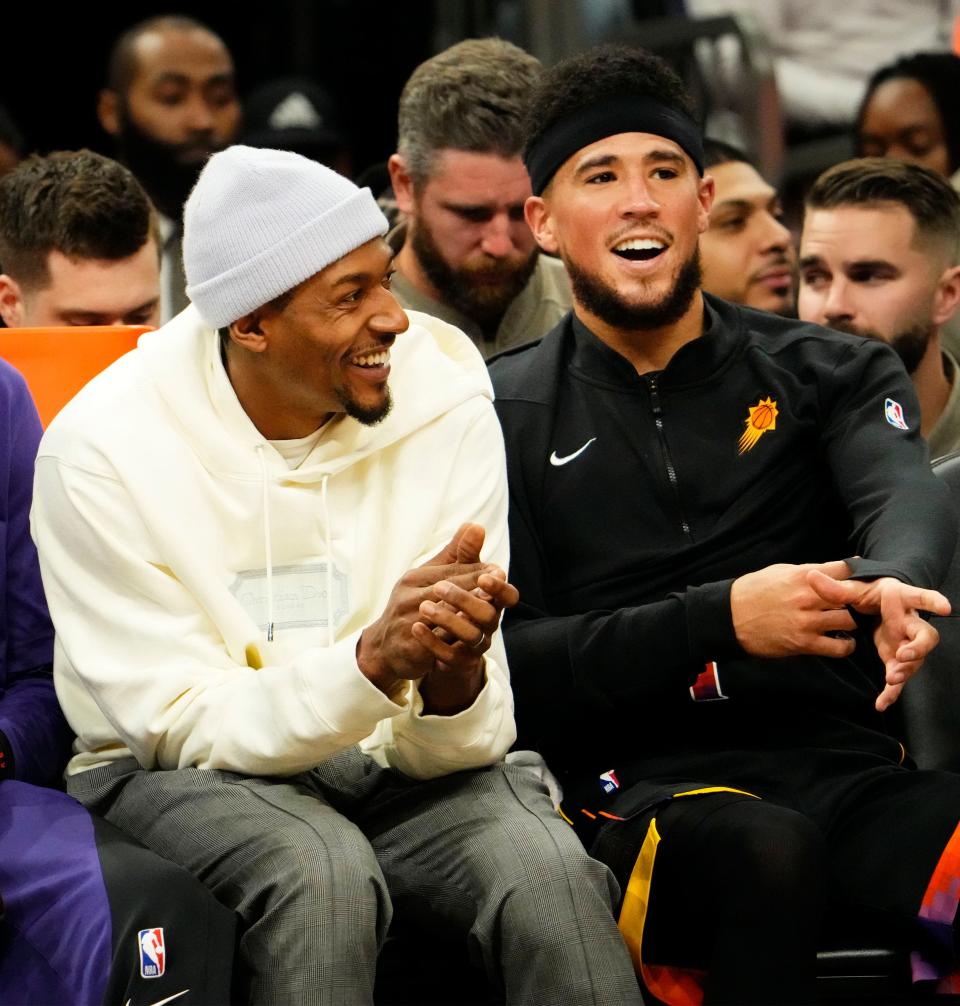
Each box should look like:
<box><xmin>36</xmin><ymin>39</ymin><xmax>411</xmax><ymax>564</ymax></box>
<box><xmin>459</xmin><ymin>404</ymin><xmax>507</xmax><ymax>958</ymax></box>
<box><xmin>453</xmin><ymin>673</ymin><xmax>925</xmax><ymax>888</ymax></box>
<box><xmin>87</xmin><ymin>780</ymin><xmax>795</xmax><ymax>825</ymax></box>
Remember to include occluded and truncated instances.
<box><xmin>489</xmin><ymin>44</ymin><xmax>960</xmax><ymax>1005</ymax></box>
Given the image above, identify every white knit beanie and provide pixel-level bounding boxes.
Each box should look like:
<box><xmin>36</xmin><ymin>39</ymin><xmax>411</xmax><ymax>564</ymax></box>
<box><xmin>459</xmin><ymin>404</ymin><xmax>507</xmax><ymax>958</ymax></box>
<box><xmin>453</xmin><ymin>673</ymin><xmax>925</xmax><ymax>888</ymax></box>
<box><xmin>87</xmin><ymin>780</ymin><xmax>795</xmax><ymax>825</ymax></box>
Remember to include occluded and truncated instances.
<box><xmin>183</xmin><ymin>145</ymin><xmax>388</xmax><ymax>328</ymax></box>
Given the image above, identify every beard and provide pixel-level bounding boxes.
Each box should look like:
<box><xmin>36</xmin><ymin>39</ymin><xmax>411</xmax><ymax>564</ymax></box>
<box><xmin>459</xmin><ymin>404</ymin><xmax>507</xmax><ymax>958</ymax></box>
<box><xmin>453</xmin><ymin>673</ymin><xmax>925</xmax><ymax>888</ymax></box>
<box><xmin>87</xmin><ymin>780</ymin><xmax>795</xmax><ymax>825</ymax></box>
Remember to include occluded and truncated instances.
<box><xmin>410</xmin><ymin>218</ymin><xmax>539</xmax><ymax>331</ymax></box>
<box><xmin>113</xmin><ymin>105</ymin><xmax>222</xmax><ymax>220</ymax></box>
<box><xmin>828</xmin><ymin>319</ymin><xmax>933</xmax><ymax>376</ymax></box>
<box><xmin>566</xmin><ymin>247</ymin><xmax>703</xmax><ymax>331</ymax></box>
<box><xmin>336</xmin><ymin>385</ymin><xmax>392</xmax><ymax>426</ymax></box>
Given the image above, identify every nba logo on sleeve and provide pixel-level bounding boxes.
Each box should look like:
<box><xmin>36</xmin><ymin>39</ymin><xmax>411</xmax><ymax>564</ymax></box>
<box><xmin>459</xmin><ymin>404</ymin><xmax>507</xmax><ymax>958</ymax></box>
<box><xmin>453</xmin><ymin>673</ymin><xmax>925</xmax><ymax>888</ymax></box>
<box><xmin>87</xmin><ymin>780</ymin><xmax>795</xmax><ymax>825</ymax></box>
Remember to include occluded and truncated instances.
<box><xmin>138</xmin><ymin>928</ymin><xmax>166</xmax><ymax>978</ymax></box>
<box><xmin>884</xmin><ymin>398</ymin><xmax>909</xmax><ymax>430</ymax></box>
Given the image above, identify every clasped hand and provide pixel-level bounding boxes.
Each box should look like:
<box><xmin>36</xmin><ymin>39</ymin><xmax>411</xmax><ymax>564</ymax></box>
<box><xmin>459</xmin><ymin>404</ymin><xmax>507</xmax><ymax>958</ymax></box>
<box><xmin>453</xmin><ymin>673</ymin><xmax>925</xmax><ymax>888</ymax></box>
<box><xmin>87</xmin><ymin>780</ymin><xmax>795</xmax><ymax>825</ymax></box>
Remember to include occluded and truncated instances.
<box><xmin>357</xmin><ymin>523</ymin><xmax>519</xmax><ymax>713</ymax></box>
<box><xmin>731</xmin><ymin>561</ymin><xmax>950</xmax><ymax>711</ymax></box>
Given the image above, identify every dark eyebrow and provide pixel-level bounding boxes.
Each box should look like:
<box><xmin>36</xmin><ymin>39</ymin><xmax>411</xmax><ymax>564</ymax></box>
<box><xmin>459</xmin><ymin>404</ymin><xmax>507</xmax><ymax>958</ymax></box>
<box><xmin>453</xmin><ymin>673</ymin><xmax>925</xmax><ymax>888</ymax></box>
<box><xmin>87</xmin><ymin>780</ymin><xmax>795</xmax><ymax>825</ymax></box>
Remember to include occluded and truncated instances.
<box><xmin>331</xmin><ymin>272</ymin><xmax>374</xmax><ymax>288</ymax></box>
<box><xmin>151</xmin><ymin>72</ymin><xmax>191</xmax><ymax>86</ymax></box>
<box><xmin>439</xmin><ymin>200</ymin><xmax>526</xmax><ymax>213</ymax></box>
<box><xmin>573</xmin><ymin>148</ymin><xmax>686</xmax><ymax>178</ymax></box>
<box><xmin>64</xmin><ymin>296</ymin><xmax>159</xmax><ymax>322</ymax></box>
<box><xmin>439</xmin><ymin>200</ymin><xmax>493</xmax><ymax>213</ymax></box>
<box><xmin>151</xmin><ymin>71</ymin><xmax>235</xmax><ymax>87</ymax></box>
<box><xmin>798</xmin><ymin>255</ymin><xmax>825</xmax><ymax>270</ymax></box>
<box><xmin>712</xmin><ymin>199</ymin><xmax>754</xmax><ymax>213</ymax></box>
<box><xmin>331</xmin><ymin>258</ymin><xmax>395</xmax><ymax>289</ymax></box>
<box><xmin>125</xmin><ymin>297</ymin><xmax>161</xmax><ymax>316</ymax></box>
<box><xmin>646</xmin><ymin>149</ymin><xmax>686</xmax><ymax>167</ymax></box>
<box><xmin>126</xmin><ymin>295</ymin><xmax>160</xmax><ymax>315</ymax></box>
<box><xmin>573</xmin><ymin>154</ymin><xmax>617</xmax><ymax>178</ymax></box>
<box><xmin>846</xmin><ymin>259</ymin><xmax>897</xmax><ymax>272</ymax></box>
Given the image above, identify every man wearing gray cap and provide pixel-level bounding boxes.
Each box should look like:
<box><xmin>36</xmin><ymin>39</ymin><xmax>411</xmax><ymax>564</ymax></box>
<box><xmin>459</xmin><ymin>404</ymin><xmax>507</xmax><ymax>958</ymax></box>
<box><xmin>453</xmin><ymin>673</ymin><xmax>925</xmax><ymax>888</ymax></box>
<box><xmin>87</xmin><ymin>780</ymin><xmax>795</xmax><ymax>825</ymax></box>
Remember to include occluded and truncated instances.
<box><xmin>30</xmin><ymin>145</ymin><xmax>641</xmax><ymax>1004</ymax></box>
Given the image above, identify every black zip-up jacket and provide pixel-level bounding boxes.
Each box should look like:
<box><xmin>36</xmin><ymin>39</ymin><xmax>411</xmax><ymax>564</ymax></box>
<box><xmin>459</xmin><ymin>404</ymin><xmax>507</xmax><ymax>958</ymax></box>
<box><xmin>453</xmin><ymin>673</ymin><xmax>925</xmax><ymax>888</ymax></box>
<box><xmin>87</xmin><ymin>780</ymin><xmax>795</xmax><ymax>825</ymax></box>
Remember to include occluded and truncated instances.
<box><xmin>489</xmin><ymin>294</ymin><xmax>958</xmax><ymax>798</ymax></box>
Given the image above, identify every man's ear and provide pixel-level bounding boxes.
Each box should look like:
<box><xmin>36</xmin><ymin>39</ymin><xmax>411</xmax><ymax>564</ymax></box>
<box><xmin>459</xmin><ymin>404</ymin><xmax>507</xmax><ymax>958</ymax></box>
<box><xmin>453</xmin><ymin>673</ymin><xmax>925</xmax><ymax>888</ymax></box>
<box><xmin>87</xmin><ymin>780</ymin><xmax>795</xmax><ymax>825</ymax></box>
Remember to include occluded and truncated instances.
<box><xmin>230</xmin><ymin>310</ymin><xmax>268</xmax><ymax>352</ymax></box>
<box><xmin>933</xmin><ymin>264</ymin><xmax>960</xmax><ymax>328</ymax></box>
<box><xmin>97</xmin><ymin>89</ymin><xmax>121</xmax><ymax>137</ymax></box>
<box><xmin>388</xmin><ymin>154</ymin><xmax>416</xmax><ymax>216</ymax></box>
<box><xmin>0</xmin><ymin>275</ymin><xmax>25</xmax><ymax>327</ymax></box>
<box><xmin>697</xmin><ymin>173</ymin><xmax>716</xmax><ymax>235</ymax></box>
<box><xmin>524</xmin><ymin>196</ymin><xmax>559</xmax><ymax>255</ymax></box>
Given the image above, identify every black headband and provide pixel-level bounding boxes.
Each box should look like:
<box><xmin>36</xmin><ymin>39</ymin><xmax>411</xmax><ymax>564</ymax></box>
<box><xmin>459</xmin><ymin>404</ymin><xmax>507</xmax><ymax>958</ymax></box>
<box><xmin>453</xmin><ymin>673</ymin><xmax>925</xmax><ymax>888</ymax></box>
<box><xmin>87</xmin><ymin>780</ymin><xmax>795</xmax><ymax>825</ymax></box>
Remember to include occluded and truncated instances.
<box><xmin>524</xmin><ymin>94</ymin><xmax>704</xmax><ymax>196</ymax></box>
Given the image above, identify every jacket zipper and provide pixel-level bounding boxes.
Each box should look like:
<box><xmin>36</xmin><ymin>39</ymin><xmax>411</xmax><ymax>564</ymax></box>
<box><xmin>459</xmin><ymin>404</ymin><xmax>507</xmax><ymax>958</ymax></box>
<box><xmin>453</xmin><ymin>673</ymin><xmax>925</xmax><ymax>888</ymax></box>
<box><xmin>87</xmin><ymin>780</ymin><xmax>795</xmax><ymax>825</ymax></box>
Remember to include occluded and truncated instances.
<box><xmin>646</xmin><ymin>375</ymin><xmax>692</xmax><ymax>539</ymax></box>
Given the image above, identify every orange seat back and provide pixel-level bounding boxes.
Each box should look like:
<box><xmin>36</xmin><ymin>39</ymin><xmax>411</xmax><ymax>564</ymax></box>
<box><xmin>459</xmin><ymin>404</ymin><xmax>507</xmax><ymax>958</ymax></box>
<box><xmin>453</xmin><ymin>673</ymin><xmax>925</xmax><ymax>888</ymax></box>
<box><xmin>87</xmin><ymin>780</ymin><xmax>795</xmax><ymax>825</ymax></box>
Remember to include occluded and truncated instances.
<box><xmin>0</xmin><ymin>325</ymin><xmax>151</xmax><ymax>428</ymax></box>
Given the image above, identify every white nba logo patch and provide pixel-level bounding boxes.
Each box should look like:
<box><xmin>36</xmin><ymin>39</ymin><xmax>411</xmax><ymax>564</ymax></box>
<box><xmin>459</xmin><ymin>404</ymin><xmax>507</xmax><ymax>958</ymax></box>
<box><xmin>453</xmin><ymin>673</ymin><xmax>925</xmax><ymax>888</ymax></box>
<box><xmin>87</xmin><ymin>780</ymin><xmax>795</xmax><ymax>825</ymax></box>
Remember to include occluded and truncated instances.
<box><xmin>138</xmin><ymin>927</ymin><xmax>166</xmax><ymax>978</ymax></box>
<box><xmin>884</xmin><ymin>398</ymin><xmax>909</xmax><ymax>430</ymax></box>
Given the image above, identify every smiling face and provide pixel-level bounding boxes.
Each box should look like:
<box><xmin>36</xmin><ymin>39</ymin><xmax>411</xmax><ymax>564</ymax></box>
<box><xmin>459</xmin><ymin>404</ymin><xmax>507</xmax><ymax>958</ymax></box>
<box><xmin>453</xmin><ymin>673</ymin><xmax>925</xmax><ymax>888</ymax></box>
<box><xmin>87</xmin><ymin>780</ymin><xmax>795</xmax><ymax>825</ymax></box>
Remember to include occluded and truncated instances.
<box><xmin>797</xmin><ymin>203</ymin><xmax>953</xmax><ymax>373</ymax></box>
<box><xmin>229</xmin><ymin>238</ymin><xmax>410</xmax><ymax>439</ymax></box>
<box><xmin>525</xmin><ymin>132</ymin><xmax>712</xmax><ymax>338</ymax></box>
<box><xmin>700</xmin><ymin>160</ymin><xmax>795</xmax><ymax>314</ymax></box>
<box><xmin>858</xmin><ymin>77</ymin><xmax>952</xmax><ymax>178</ymax></box>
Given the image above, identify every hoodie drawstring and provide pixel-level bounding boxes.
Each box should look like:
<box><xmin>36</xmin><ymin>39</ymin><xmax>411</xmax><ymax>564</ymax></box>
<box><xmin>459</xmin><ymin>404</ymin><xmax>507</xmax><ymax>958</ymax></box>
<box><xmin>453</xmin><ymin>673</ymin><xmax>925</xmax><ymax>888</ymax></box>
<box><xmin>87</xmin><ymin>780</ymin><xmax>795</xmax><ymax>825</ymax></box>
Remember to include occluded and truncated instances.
<box><xmin>321</xmin><ymin>474</ymin><xmax>333</xmax><ymax>647</ymax></box>
<box><xmin>255</xmin><ymin>444</ymin><xmax>275</xmax><ymax>642</ymax></box>
<box><xmin>256</xmin><ymin>448</ymin><xmax>334</xmax><ymax>647</ymax></box>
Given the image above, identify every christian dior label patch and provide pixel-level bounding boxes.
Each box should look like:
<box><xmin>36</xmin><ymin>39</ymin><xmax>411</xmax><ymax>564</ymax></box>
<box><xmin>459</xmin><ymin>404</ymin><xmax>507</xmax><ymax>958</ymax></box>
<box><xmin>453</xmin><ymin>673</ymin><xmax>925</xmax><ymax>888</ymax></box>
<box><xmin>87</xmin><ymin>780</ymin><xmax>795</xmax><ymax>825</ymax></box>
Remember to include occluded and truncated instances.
<box><xmin>230</xmin><ymin>562</ymin><xmax>349</xmax><ymax>631</ymax></box>
<box><xmin>138</xmin><ymin>927</ymin><xmax>166</xmax><ymax>978</ymax></box>
<box><xmin>738</xmin><ymin>397</ymin><xmax>779</xmax><ymax>455</ymax></box>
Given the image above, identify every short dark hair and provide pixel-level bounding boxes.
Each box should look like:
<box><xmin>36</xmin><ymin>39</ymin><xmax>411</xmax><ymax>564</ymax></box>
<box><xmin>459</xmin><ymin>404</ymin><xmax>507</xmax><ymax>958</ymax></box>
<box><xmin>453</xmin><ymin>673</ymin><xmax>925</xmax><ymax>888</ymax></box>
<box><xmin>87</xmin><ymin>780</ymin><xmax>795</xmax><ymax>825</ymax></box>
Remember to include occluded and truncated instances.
<box><xmin>0</xmin><ymin>150</ymin><xmax>157</xmax><ymax>290</ymax></box>
<box><xmin>106</xmin><ymin>14</ymin><xmax>224</xmax><ymax>93</ymax></box>
<box><xmin>703</xmin><ymin>137</ymin><xmax>753</xmax><ymax>171</ymax></box>
<box><xmin>806</xmin><ymin>157</ymin><xmax>960</xmax><ymax>263</ymax></box>
<box><xmin>397</xmin><ymin>37</ymin><xmax>542</xmax><ymax>186</ymax></box>
<box><xmin>524</xmin><ymin>45</ymin><xmax>697</xmax><ymax>163</ymax></box>
<box><xmin>856</xmin><ymin>51</ymin><xmax>960</xmax><ymax>174</ymax></box>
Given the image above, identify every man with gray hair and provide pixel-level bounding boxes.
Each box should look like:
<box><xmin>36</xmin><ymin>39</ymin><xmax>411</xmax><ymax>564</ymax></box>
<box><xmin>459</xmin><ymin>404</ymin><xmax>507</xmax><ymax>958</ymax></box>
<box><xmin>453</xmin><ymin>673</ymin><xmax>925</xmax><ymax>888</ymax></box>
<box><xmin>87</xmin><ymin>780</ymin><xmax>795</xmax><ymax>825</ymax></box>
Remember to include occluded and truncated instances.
<box><xmin>388</xmin><ymin>37</ymin><xmax>572</xmax><ymax>358</ymax></box>
<box><xmin>32</xmin><ymin>145</ymin><xmax>641</xmax><ymax>1004</ymax></box>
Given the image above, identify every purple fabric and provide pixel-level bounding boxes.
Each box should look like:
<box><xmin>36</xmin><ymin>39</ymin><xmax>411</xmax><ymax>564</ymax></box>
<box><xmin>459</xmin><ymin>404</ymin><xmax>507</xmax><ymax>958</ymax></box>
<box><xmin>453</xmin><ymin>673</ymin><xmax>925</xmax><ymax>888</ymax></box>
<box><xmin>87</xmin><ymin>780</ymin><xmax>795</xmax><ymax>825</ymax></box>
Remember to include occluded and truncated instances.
<box><xmin>0</xmin><ymin>359</ymin><xmax>71</xmax><ymax>785</ymax></box>
<box><xmin>0</xmin><ymin>781</ymin><xmax>111</xmax><ymax>1005</ymax></box>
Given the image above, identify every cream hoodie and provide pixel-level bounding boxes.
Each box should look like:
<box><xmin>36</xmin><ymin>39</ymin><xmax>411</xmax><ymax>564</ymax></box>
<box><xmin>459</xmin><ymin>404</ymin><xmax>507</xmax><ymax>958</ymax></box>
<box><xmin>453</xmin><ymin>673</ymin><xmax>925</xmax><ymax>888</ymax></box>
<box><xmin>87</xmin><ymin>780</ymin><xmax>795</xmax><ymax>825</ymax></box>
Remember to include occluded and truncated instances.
<box><xmin>32</xmin><ymin>306</ymin><xmax>516</xmax><ymax>778</ymax></box>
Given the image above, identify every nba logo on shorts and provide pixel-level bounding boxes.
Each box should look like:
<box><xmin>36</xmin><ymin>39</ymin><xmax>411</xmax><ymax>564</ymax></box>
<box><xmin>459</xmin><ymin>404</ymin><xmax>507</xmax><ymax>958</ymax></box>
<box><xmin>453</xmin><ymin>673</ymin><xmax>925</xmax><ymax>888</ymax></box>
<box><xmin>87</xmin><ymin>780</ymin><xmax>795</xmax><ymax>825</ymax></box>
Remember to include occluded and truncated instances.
<box><xmin>884</xmin><ymin>398</ymin><xmax>909</xmax><ymax>430</ymax></box>
<box><xmin>138</xmin><ymin>927</ymin><xmax>166</xmax><ymax>978</ymax></box>
<box><xmin>599</xmin><ymin>769</ymin><xmax>620</xmax><ymax>794</ymax></box>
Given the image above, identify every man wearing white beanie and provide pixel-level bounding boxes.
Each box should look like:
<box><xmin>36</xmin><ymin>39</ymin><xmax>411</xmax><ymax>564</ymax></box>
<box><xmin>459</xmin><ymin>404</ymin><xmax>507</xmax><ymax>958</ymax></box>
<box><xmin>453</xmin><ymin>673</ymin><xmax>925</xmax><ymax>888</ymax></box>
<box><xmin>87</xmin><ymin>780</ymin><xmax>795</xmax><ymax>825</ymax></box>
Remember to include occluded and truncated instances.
<box><xmin>31</xmin><ymin>145</ymin><xmax>642</xmax><ymax>1004</ymax></box>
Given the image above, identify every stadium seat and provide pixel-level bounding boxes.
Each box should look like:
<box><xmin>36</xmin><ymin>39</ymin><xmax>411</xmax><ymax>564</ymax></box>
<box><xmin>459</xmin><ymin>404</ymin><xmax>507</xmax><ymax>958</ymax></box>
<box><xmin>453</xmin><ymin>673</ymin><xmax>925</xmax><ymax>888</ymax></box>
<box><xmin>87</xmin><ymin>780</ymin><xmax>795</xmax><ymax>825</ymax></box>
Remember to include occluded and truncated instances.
<box><xmin>0</xmin><ymin>325</ymin><xmax>150</xmax><ymax>427</ymax></box>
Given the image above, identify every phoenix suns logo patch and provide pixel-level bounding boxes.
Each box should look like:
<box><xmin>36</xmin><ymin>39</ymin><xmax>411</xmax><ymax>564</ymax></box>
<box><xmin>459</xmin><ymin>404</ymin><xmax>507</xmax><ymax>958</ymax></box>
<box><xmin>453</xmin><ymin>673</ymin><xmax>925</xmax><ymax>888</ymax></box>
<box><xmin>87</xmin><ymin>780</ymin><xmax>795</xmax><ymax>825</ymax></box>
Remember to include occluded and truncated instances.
<box><xmin>738</xmin><ymin>397</ymin><xmax>779</xmax><ymax>454</ymax></box>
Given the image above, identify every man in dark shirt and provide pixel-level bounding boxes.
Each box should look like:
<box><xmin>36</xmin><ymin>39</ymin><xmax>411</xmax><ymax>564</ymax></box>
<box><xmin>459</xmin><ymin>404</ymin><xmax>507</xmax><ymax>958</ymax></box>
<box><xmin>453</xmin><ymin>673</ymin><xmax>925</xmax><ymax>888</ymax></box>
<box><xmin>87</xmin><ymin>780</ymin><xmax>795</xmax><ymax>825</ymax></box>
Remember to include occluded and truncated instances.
<box><xmin>490</xmin><ymin>44</ymin><xmax>960</xmax><ymax>1004</ymax></box>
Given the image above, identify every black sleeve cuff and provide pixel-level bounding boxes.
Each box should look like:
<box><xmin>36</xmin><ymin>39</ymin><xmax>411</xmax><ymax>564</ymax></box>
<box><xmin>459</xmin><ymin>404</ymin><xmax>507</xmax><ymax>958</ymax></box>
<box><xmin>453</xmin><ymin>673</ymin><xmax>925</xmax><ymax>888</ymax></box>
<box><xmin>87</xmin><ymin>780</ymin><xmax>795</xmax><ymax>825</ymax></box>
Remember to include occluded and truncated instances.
<box><xmin>684</xmin><ymin>578</ymin><xmax>743</xmax><ymax>661</ymax></box>
<box><xmin>845</xmin><ymin>556</ymin><xmax>917</xmax><ymax>586</ymax></box>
